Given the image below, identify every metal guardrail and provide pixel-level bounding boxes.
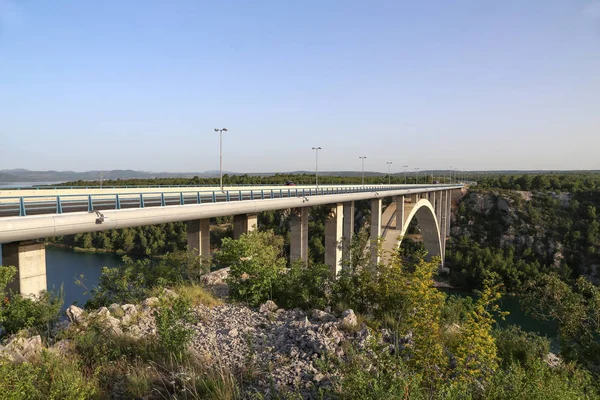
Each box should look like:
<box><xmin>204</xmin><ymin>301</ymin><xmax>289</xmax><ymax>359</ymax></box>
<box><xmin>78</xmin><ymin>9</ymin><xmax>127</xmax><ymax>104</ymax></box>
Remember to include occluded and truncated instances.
<box><xmin>0</xmin><ymin>185</ymin><xmax>461</xmax><ymax>218</ymax></box>
<box><xmin>1</xmin><ymin>184</ymin><xmax>288</xmax><ymax>190</ymax></box>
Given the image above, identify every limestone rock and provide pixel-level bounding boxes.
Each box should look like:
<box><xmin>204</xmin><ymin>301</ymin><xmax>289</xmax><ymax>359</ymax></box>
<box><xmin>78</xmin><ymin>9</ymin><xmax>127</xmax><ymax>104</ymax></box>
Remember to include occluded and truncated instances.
<box><xmin>201</xmin><ymin>267</ymin><xmax>230</xmax><ymax>286</ymax></box>
<box><xmin>98</xmin><ymin>307</ymin><xmax>110</xmax><ymax>318</ymax></box>
<box><xmin>2</xmin><ymin>335</ymin><xmax>43</xmax><ymax>362</ymax></box>
<box><xmin>339</xmin><ymin>309</ymin><xmax>357</xmax><ymax>330</ymax></box>
<box><xmin>122</xmin><ymin>304</ymin><xmax>138</xmax><ymax>316</ymax></box>
<box><xmin>162</xmin><ymin>288</ymin><xmax>179</xmax><ymax>298</ymax></box>
<box><xmin>66</xmin><ymin>305</ymin><xmax>85</xmax><ymax>324</ymax></box>
<box><xmin>311</xmin><ymin>309</ymin><xmax>337</xmax><ymax>323</ymax></box>
<box><xmin>108</xmin><ymin>303</ymin><xmax>124</xmax><ymax>316</ymax></box>
<box><xmin>545</xmin><ymin>352</ymin><xmax>561</xmax><ymax>368</ymax></box>
<box><xmin>142</xmin><ymin>297</ymin><xmax>160</xmax><ymax>308</ymax></box>
<box><xmin>259</xmin><ymin>300</ymin><xmax>278</xmax><ymax>314</ymax></box>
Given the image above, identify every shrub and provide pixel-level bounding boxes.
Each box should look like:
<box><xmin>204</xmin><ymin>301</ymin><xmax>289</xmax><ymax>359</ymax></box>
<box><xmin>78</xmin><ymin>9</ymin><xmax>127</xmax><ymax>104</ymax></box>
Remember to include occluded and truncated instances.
<box><xmin>273</xmin><ymin>260</ymin><xmax>332</xmax><ymax>310</ymax></box>
<box><xmin>155</xmin><ymin>293</ymin><xmax>194</xmax><ymax>359</ymax></box>
<box><xmin>483</xmin><ymin>359</ymin><xmax>597</xmax><ymax>400</ymax></box>
<box><xmin>0</xmin><ymin>265</ymin><xmax>63</xmax><ymax>339</ymax></box>
<box><xmin>494</xmin><ymin>325</ymin><xmax>550</xmax><ymax>367</ymax></box>
<box><xmin>217</xmin><ymin>230</ymin><xmax>286</xmax><ymax>307</ymax></box>
<box><xmin>0</xmin><ymin>352</ymin><xmax>97</xmax><ymax>400</ymax></box>
<box><xmin>85</xmin><ymin>251</ymin><xmax>209</xmax><ymax>308</ymax></box>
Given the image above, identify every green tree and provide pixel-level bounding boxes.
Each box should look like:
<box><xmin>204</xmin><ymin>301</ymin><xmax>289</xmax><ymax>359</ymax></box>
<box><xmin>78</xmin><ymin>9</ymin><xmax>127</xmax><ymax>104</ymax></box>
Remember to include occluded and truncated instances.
<box><xmin>217</xmin><ymin>230</ymin><xmax>286</xmax><ymax>306</ymax></box>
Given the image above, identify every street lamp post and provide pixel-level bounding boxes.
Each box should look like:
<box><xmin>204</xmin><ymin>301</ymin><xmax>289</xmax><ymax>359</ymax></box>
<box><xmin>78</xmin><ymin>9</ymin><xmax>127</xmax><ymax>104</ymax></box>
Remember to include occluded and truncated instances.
<box><xmin>415</xmin><ymin>167</ymin><xmax>420</xmax><ymax>184</ymax></box>
<box><xmin>214</xmin><ymin>128</ymin><xmax>228</xmax><ymax>191</ymax></box>
<box><xmin>386</xmin><ymin>161</ymin><xmax>393</xmax><ymax>185</ymax></box>
<box><xmin>449</xmin><ymin>165</ymin><xmax>453</xmax><ymax>184</ymax></box>
<box><xmin>312</xmin><ymin>147</ymin><xmax>322</xmax><ymax>188</ymax></box>
<box><xmin>359</xmin><ymin>156</ymin><xmax>367</xmax><ymax>186</ymax></box>
<box><xmin>402</xmin><ymin>165</ymin><xmax>408</xmax><ymax>184</ymax></box>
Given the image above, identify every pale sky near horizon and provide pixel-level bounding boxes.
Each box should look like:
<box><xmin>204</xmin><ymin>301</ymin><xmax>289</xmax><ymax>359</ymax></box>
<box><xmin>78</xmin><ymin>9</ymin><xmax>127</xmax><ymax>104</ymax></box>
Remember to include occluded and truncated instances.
<box><xmin>1</xmin><ymin>1</ymin><xmax>599</xmax><ymax>173</ymax></box>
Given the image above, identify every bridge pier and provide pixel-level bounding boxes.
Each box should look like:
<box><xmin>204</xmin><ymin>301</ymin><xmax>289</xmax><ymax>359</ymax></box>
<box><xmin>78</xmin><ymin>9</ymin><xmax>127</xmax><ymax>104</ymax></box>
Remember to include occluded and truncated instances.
<box><xmin>395</xmin><ymin>195</ymin><xmax>405</xmax><ymax>231</ymax></box>
<box><xmin>446</xmin><ymin>190</ymin><xmax>453</xmax><ymax>236</ymax></box>
<box><xmin>233</xmin><ymin>214</ymin><xmax>257</xmax><ymax>239</ymax></box>
<box><xmin>435</xmin><ymin>191</ymin><xmax>442</xmax><ymax>226</ymax></box>
<box><xmin>342</xmin><ymin>201</ymin><xmax>355</xmax><ymax>264</ymax></box>
<box><xmin>1</xmin><ymin>241</ymin><xmax>47</xmax><ymax>296</ymax></box>
<box><xmin>325</xmin><ymin>203</ymin><xmax>343</xmax><ymax>276</ymax></box>
<box><xmin>187</xmin><ymin>219</ymin><xmax>211</xmax><ymax>257</ymax></box>
<box><xmin>370</xmin><ymin>198</ymin><xmax>382</xmax><ymax>264</ymax></box>
<box><xmin>440</xmin><ymin>190</ymin><xmax>450</xmax><ymax>262</ymax></box>
<box><xmin>290</xmin><ymin>208</ymin><xmax>309</xmax><ymax>263</ymax></box>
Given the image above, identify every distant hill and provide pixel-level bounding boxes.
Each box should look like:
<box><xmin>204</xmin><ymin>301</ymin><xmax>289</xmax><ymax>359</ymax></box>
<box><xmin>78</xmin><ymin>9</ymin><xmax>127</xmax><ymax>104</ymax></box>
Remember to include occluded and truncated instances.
<box><xmin>1</xmin><ymin>168</ymin><xmax>598</xmax><ymax>183</ymax></box>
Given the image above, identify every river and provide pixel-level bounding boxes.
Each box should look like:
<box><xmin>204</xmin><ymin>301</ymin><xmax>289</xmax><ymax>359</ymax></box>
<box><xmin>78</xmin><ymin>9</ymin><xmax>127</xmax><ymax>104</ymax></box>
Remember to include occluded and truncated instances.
<box><xmin>46</xmin><ymin>247</ymin><xmax>123</xmax><ymax>308</ymax></box>
<box><xmin>40</xmin><ymin>247</ymin><xmax>559</xmax><ymax>345</ymax></box>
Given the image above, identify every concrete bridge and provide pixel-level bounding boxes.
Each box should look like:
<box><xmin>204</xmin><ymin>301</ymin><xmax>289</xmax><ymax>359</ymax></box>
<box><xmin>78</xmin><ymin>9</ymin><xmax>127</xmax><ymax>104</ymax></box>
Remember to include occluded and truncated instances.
<box><xmin>0</xmin><ymin>184</ymin><xmax>464</xmax><ymax>296</ymax></box>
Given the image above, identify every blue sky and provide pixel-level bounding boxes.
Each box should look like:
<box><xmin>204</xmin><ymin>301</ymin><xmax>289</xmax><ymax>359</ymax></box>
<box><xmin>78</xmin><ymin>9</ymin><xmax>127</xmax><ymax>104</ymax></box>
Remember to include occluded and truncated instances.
<box><xmin>1</xmin><ymin>0</ymin><xmax>599</xmax><ymax>173</ymax></box>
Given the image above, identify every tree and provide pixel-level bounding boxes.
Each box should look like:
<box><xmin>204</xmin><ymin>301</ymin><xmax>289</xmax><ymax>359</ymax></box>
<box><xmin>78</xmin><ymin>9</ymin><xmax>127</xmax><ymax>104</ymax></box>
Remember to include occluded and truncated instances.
<box><xmin>217</xmin><ymin>230</ymin><xmax>286</xmax><ymax>306</ymax></box>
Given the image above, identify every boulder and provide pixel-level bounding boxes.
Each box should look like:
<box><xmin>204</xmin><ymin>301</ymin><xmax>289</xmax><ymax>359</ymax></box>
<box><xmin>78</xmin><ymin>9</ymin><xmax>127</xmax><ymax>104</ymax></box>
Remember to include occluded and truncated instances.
<box><xmin>162</xmin><ymin>288</ymin><xmax>179</xmax><ymax>299</ymax></box>
<box><xmin>339</xmin><ymin>309</ymin><xmax>358</xmax><ymax>330</ymax></box>
<box><xmin>108</xmin><ymin>303</ymin><xmax>124</xmax><ymax>317</ymax></box>
<box><xmin>201</xmin><ymin>267</ymin><xmax>230</xmax><ymax>286</ymax></box>
<box><xmin>142</xmin><ymin>297</ymin><xmax>160</xmax><ymax>308</ymax></box>
<box><xmin>259</xmin><ymin>300</ymin><xmax>278</xmax><ymax>314</ymax></box>
<box><xmin>1</xmin><ymin>335</ymin><xmax>43</xmax><ymax>362</ymax></box>
<box><xmin>545</xmin><ymin>352</ymin><xmax>561</xmax><ymax>368</ymax></box>
<box><xmin>49</xmin><ymin>339</ymin><xmax>74</xmax><ymax>356</ymax></box>
<box><xmin>103</xmin><ymin>316</ymin><xmax>123</xmax><ymax>335</ymax></box>
<box><xmin>66</xmin><ymin>305</ymin><xmax>85</xmax><ymax>324</ymax></box>
<box><xmin>98</xmin><ymin>307</ymin><xmax>110</xmax><ymax>318</ymax></box>
<box><xmin>122</xmin><ymin>304</ymin><xmax>138</xmax><ymax>316</ymax></box>
<box><xmin>311</xmin><ymin>309</ymin><xmax>337</xmax><ymax>323</ymax></box>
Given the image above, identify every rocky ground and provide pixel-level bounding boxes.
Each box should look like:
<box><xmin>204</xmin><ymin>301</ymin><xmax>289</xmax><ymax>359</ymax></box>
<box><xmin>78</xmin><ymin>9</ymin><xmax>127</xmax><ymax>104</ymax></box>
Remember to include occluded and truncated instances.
<box><xmin>0</xmin><ymin>284</ymin><xmax>376</xmax><ymax>398</ymax></box>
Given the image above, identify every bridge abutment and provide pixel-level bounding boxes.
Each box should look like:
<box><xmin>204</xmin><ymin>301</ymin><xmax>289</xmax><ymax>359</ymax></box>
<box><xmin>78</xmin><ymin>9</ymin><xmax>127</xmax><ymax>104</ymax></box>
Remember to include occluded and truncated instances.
<box><xmin>290</xmin><ymin>208</ymin><xmax>309</xmax><ymax>263</ymax></box>
<box><xmin>1</xmin><ymin>241</ymin><xmax>47</xmax><ymax>296</ymax></box>
<box><xmin>186</xmin><ymin>219</ymin><xmax>211</xmax><ymax>257</ymax></box>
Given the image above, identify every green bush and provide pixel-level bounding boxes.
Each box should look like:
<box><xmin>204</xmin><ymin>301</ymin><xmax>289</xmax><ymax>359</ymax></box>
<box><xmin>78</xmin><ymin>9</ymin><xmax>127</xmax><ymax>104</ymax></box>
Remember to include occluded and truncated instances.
<box><xmin>155</xmin><ymin>294</ymin><xmax>194</xmax><ymax>359</ymax></box>
<box><xmin>0</xmin><ymin>265</ymin><xmax>63</xmax><ymax>339</ymax></box>
<box><xmin>217</xmin><ymin>230</ymin><xmax>286</xmax><ymax>307</ymax></box>
<box><xmin>85</xmin><ymin>251</ymin><xmax>209</xmax><ymax>308</ymax></box>
<box><xmin>494</xmin><ymin>325</ymin><xmax>550</xmax><ymax>367</ymax></box>
<box><xmin>273</xmin><ymin>260</ymin><xmax>332</xmax><ymax>310</ymax></box>
<box><xmin>0</xmin><ymin>352</ymin><xmax>97</xmax><ymax>400</ymax></box>
<box><xmin>483</xmin><ymin>359</ymin><xmax>597</xmax><ymax>400</ymax></box>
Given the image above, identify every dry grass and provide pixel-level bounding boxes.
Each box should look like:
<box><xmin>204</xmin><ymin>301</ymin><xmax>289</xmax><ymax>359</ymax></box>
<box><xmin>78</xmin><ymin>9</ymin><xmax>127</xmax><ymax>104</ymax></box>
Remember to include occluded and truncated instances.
<box><xmin>171</xmin><ymin>283</ymin><xmax>223</xmax><ymax>308</ymax></box>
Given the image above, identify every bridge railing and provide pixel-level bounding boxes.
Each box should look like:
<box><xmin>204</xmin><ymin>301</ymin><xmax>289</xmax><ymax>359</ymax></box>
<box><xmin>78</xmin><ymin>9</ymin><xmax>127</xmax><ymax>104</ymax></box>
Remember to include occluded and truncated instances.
<box><xmin>1</xmin><ymin>184</ymin><xmax>301</xmax><ymax>190</ymax></box>
<box><xmin>0</xmin><ymin>185</ymin><xmax>463</xmax><ymax>218</ymax></box>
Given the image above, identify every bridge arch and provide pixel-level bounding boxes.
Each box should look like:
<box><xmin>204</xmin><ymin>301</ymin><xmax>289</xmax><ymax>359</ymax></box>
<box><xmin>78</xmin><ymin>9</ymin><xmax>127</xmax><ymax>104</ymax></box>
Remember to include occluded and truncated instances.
<box><xmin>395</xmin><ymin>199</ymin><xmax>442</xmax><ymax>261</ymax></box>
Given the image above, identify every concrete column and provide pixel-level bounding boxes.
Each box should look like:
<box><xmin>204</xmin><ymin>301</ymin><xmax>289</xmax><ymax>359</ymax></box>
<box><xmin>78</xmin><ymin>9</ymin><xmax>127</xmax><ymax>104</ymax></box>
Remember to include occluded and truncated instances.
<box><xmin>233</xmin><ymin>214</ymin><xmax>258</xmax><ymax>239</ymax></box>
<box><xmin>1</xmin><ymin>242</ymin><xmax>46</xmax><ymax>296</ymax></box>
<box><xmin>325</xmin><ymin>204</ymin><xmax>343</xmax><ymax>276</ymax></box>
<box><xmin>395</xmin><ymin>195</ymin><xmax>405</xmax><ymax>231</ymax></box>
<box><xmin>342</xmin><ymin>201</ymin><xmax>355</xmax><ymax>263</ymax></box>
<box><xmin>370</xmin><ymin>198</ymin><xmax>382</xmax><ymax>264</ymax></box>
<box><xmin>441</xmin><ymin>191</ymin><xmax>448</xmax><ymax>242</ymax></box>
<box><xmin>410</xmin><ymin>193</ymin><xmax>418</xmax><ymax>203</ymax></box>
<box><xmin>446</xmin><ymin>189</ymin><xmax>452</xmax><ymax>236</ymax></box>
<box><xmin>435</xmin><ymin>190</ymin><xmax>443</xmax><ymax>226</ymax></box>
<box><xmin>290</xmin><ymin>207</ymin><xmax>309</xmax><ymax>262</ymax></box>
<box><xmin>187</xmin><ymin>219</ymin><xmax>210</xmax><ymax>257</ymax></box>
<box><xmin>430</xmin><ymin>192</ymin><xmax>436</xmax><ymax>209</ymax></box>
